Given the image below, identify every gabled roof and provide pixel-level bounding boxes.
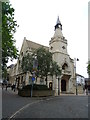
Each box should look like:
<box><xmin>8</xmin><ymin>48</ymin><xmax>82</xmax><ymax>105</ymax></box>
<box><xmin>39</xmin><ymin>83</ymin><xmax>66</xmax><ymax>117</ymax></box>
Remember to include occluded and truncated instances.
<box><xmin>26</xmin><ymin>39</ymin><xmax>49</xmax><ymax>50</ymax></box>
<box><xmin>20</xmin><ymin>37</ymin><xmax>49</xmax><ymax>56</ymax></box>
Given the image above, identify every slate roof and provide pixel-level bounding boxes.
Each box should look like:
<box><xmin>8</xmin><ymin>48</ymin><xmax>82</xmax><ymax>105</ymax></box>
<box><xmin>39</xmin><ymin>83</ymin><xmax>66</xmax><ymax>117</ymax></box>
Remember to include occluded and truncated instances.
<box><xmin>26</xmin><ymin>39</ymin><xmax>49</xmax><ymax>50</ymax></box>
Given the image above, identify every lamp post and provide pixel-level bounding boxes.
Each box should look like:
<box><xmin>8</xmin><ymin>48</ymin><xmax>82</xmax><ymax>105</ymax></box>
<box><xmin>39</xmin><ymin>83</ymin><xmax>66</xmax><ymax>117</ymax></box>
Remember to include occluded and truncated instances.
<box><xmin>58</xmin><ymin>75</ymin><xmax>60</xmax><ymax>95</ymax></box>
<box><xmin>74</xmin><ymin>58</ymin><xmax>79</xmax><ymax>95</ymax></box>
<box><xmin>31</xmin><ymin>55</ymin><xmax>38</xmax><ymax>97</ymax></box>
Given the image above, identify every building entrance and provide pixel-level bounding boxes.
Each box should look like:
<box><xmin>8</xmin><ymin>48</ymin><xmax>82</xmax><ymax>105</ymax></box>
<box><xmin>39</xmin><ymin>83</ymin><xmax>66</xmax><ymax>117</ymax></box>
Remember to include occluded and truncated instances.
<box><xmin>61</xmin><ymin>79</ymin><xmax>66</xmax><ymax>91</ymax></box>
<box><xmin>49</xmin><ymin>82</ymin><xmax>52</xmax><ymax>90</ymax></box>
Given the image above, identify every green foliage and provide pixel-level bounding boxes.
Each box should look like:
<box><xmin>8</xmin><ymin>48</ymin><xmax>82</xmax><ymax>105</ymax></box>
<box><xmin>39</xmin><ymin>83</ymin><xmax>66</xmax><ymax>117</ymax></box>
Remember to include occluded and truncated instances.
<box><xmin>50</xmin><ymin>61</ymin><xmax>61</xmax><ymax>77</ymax></box>
<box><xmin>36</xmin><ymin>47</ymin><xmax>61</xmax><ymax>81</ymax></box>
<box><xmin>2</xmin><ymin>2</ymin><xmax>19</xmax><ymax>78</ymax></box>
<box><xmin>21</xmin><ymin>47</ymin><xmax>61</xmax><ymax>85</ymax></box>
<box><xmin>36</xmin><ymin>47</ymin><xmax>52</xmax><ymax>78</ymax></box>
<box><xmin>21</xmin><ymin>53</ymin><xmax>33</xmax><ymax>73</ymax></box>
<box><xmin>87</xmin><ymin>61</ymin><xmax>90</xmax><ymax>78</ymax></box>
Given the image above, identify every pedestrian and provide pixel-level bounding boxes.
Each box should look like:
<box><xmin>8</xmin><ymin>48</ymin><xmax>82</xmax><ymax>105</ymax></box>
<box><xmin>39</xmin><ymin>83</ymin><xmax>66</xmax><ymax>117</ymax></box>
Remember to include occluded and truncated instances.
<box><xmin>13</xmin><ymin>84</ymin><xmax>16</xmax><ymax>92</ymax></box>
<box><xmin>5</xmin><ymin>80</ymin><xmax>8</xmax><ymax>91</ymax></box>
<box><xmin>11</xmin><ymin>84</ymin><xmax>14</xmax><ymax>90</ymax></box>
<box><xmin>2</xmin><ymin>83</ymin><xmax>4</xmax><ymax>90</ymax></box>
<box><xmin>6</xmin><ymin>84</ymin><xmax>7</xmax><ymax>91</ymax></box>
<box><xmin>88</xmin><ymin>85</ymin><xmax>90</xmax><ymax>95</ymax></box>
<box><xmin>85</xmin><ymin>82</ymin><xmax>88</xmax><ymax>95</ymax></box>
<box><xmin>86</xmin><ymin>88</ymin><xmax>88</xmax><ymax>95</ymax></box>
<box><xmin>83</xmin><ymin>86</ymin><xmax>85</xmax><ymax>94</ymax></box>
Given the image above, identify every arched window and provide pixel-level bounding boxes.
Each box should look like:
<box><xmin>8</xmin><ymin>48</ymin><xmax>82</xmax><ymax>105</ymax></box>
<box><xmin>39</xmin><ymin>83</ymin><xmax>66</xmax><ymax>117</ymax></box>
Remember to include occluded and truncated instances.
<box><xmin>21</xmin><ymin>52</ymin><xmax>23</xmax><ymax>56</ymax></box>
<box><xmin>62</xmin><ymin>63</ymin><xmax>68</xmax><ymax>70</ymax></box>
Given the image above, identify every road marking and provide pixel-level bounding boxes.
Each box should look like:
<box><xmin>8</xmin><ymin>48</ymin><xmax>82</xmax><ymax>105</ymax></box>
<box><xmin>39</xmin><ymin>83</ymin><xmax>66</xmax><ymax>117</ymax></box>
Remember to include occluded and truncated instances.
<box><xmin>8</xmin><ymin>100</ymin><xmax>40</xmax><ymax>120</ymax></box>
<box><xmin>8</xmin><ymin>96</ymin><xmax>55</xmax><ymax>119</ymax></box>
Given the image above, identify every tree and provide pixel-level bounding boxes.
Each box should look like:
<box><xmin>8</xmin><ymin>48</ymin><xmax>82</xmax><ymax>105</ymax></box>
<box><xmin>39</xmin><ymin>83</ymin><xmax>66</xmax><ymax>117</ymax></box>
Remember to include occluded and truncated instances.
<box><xmin>50</xmin><ymin>61</ymin><xmax>61</xmax><ymax>78</ymax></box>
<box><xmin>21</xmin><ymin>47</ymin><xmax>61</xmax><ymax>86</ymax></box>
<box><xmin>87</xmin><ymin>61</ymin><xmax>90</xmax><ymax>78</ymax></box>
<box><xmin>35</xmin><ymin>47</ymin><xmax>52</xmax><ymax>85</ymax></box>
<box><xmin>34</xmin><ymin>47</ymin><xmax>61</xmax><ymax>85</ymax></box>
<box><xmin>21</xmin><ymin>53</ymin><xmax>33</xmax><ymax>74</ymax></box>
<box><xmin>2</xmin><ymin>2</ymin><xmax>19</xmax><ymax>79</ymax></box>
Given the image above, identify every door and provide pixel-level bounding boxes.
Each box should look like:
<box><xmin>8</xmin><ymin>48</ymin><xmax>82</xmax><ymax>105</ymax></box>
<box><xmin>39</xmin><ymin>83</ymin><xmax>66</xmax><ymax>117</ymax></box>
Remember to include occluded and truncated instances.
<box><xmin>61</xmin><ymin>79</ymin><xmax>66</xmax><ymax>91</ymax></box>
<box><xmin>49</xmin><ymin>82</ymin><xmax>52</xmax><ymax>90</ymax></box>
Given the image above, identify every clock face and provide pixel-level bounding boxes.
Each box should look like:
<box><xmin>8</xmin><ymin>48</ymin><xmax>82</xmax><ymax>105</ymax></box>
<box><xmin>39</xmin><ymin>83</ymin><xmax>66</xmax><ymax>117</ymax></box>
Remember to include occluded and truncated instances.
<box><xmin>50</xmin><ymin>46</ymin><xmax>53</xmax><ymax>50</ymax></box>
<box><xmin>62</xmin><ymin>46</ymin><xmax>65</xmax><ymax>49</ymax></box>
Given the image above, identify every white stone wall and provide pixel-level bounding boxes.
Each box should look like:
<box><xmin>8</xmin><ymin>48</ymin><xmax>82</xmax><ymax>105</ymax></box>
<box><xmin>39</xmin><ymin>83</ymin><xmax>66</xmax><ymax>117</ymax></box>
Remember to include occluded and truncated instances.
<box><xmin>49</xmin><ymin>23</ymin><xmax>75</xmax><ymax>95</ymax></box>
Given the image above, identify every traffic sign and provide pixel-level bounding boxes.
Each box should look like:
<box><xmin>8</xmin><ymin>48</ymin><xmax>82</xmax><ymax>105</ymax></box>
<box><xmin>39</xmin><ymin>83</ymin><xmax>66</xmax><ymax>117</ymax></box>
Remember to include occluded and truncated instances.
<box><xmin>32</xmin><ymin>77</ymin><xmax>35</xmax><ymax>81</ymax></box>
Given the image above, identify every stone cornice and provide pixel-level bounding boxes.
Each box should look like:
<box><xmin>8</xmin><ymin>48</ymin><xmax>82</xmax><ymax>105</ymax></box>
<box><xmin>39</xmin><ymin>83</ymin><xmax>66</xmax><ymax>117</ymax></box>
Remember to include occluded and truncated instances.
<box><xmin>52</xmin><ymin>51</ymin><xmax>69</xmax><ymax>56</ymax></box>
<box><xmin>49</xmin><ymin>37</ymin><xmax>67</xmax><ymax>45</ymax></box>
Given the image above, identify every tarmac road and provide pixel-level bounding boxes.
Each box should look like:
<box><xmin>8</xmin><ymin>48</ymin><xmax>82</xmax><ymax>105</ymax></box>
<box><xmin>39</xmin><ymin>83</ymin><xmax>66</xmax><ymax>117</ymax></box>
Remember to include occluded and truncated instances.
<box><xmin>2</xmin><ymin>88</ymin><xmax>42</xmax><ymax>119</ymax></box>
<box><xmin>2</xmin><ymin>88</ymin><xmax>89</xmax><ymax>119</ymax></box>
<box><xmin>14</xmin><ymin>96</ymin><xmax>88</xmax><ymax>118</ymax></box>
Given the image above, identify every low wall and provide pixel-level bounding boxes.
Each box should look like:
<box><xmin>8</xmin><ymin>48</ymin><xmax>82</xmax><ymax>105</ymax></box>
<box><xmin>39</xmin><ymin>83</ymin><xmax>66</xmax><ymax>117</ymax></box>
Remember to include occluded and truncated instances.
<box><xmin>18</xmin><ymin>89</ymin><xmax>54</xmax><ymax>97</ymax></box>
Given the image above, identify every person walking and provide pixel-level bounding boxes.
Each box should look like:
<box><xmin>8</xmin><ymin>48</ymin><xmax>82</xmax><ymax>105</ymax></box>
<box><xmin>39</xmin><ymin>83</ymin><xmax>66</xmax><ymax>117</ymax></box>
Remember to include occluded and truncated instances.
<box><xmin>2</xmin><ymin>82</ymin><xmax>4</xmax><ymax>90</ymax></box>
<box><xmin>13</xmin><ymin>84</ymin><xmax>16</xmax><ymax>92</ymax></box>
<box><xmin>85</xmin><ymin>82</ymin><xmax>88</xmax><ymax>95</ymax></box>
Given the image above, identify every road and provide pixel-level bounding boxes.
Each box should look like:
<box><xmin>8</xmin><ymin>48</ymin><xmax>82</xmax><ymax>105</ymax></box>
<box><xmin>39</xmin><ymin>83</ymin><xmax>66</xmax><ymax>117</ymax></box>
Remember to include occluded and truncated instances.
<box><xmin>2</xmin><ymin>88</ymin><xmax>89</xmax><ymax>119</ymax></box>
<box><xmin>2</xmin><ymin>88</ymin><xmax>41</xmax><ymax>119</ymax></box>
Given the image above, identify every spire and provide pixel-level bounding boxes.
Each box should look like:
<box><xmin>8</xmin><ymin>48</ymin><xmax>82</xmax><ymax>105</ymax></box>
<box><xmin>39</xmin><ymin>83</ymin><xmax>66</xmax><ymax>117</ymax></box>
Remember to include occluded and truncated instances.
<box><xmin>56</xmin><ymin>16</ymin><xmax>61</xmax><ymax>25</ymax></box>
<box><xmin>55</xmin><ymin>16</ymin><xmax>62</xmax><ymax>30</ymax></box>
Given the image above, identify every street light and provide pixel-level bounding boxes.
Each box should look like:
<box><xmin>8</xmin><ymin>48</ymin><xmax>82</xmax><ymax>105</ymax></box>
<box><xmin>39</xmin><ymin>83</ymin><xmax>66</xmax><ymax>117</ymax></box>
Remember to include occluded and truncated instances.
<box><xmin>58</xmin><ymin>75</ymin><xmax>60</xmax><ymax>95</ymax></box>
<box><xmin>74</xmin><ymin>58</ymin><xmax>79</xmax><ymax>95</ymax></box>
<box><xmin>31</xmin><ymin>55</ymin><xmax>38</xmax><ymax>97</ymax></box>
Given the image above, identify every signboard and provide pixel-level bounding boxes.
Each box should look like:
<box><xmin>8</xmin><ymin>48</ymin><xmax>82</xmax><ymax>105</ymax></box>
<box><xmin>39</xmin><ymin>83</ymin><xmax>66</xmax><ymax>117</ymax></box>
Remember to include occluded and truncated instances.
<box><xmin>32</xmin><ymin>77</ymin><xmax>35</xmax><ymax>81</ymax></box>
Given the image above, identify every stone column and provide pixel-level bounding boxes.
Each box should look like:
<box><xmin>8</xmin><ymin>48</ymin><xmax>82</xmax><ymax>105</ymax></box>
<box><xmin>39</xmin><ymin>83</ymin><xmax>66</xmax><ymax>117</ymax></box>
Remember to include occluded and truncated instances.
<box><xmin>60</xmin><ymin>75</ymin><xmax>63</xmax><ymax>93</ymax></box>
<box><xmin>69</xmin><ymin>77</ymin><xmax>72</xmax><ymax>93</ymax></box>
<box><xmin>47</xmin><ymin>76</ymin><xmax>49</xmax><ymax>88</ymax></box>
<box><xmin>54</xmin><ymin>77</ymin><xmax>58</xmax><ymax>96</ymax></box>
<box><xmin>52</xmin><ymin>75</ymin><xmax>58</xmax><ymax>96</ymax></box>
<box><xmin>26</xmin><ymin>71</ymin><xmax>29</xmax><ymax>85</ymax></box>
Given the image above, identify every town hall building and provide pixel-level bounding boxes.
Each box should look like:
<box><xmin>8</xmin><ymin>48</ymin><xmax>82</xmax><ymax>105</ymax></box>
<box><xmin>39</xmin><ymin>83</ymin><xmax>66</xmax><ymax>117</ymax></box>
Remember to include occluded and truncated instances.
<box><xmin>8</xmin><ymin>16</ymin><xmax>76</xmax><ymax>95</ymax></box>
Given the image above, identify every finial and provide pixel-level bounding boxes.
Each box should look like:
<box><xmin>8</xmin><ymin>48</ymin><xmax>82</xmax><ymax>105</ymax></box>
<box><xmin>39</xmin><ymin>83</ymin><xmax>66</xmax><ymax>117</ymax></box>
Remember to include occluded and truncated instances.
<box><xmin>55</xmin><ymin>16</ymin><xmax>62</xmax><ymax>30</ymax></box>
<box><xmin>56</xmin><ymin>16</ymin><xmax>61</xmax><ymax>25</ymax></box>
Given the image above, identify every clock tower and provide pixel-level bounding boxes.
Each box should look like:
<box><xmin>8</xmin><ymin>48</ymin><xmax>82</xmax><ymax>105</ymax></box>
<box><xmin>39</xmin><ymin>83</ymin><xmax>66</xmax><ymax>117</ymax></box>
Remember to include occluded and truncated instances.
<box><xmin>49</xmin><ymin>16</ymin><xmax>75</xmax><ymax>95</ymax></box>
<box><xmin>49</xmin><ymin>16</ymin><xmax>68</xmax><ymax>64</ymax></box>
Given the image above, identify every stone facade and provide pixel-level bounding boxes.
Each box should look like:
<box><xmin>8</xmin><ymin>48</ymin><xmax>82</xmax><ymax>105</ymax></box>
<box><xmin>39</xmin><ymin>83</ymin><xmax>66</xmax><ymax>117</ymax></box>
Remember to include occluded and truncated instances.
<box><xmin>8</xmin><ymin>16</ymin><xmax>76</xmax><ymax>95</ymax></box>
<box><xmin>49</xmin><ymin>17</ymin><xmax>76</xmax><ymax>95</ymax></box>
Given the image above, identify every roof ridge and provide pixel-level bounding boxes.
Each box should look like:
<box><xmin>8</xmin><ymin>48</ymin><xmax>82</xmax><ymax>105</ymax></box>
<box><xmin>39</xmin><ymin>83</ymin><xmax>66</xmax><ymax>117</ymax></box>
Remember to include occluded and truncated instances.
<box><xmin>26</xmin><ymin>39</ymin><xmax>49</xmax><ymax>48</ymax></box>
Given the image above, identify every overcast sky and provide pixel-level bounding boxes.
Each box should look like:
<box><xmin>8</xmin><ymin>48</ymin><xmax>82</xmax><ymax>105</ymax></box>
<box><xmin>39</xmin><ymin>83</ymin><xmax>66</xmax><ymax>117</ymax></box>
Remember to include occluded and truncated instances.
<box><xmin>8</xmin><ymin>0</ymin><xmax>89</xmax><ymax>78</ymax></box>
